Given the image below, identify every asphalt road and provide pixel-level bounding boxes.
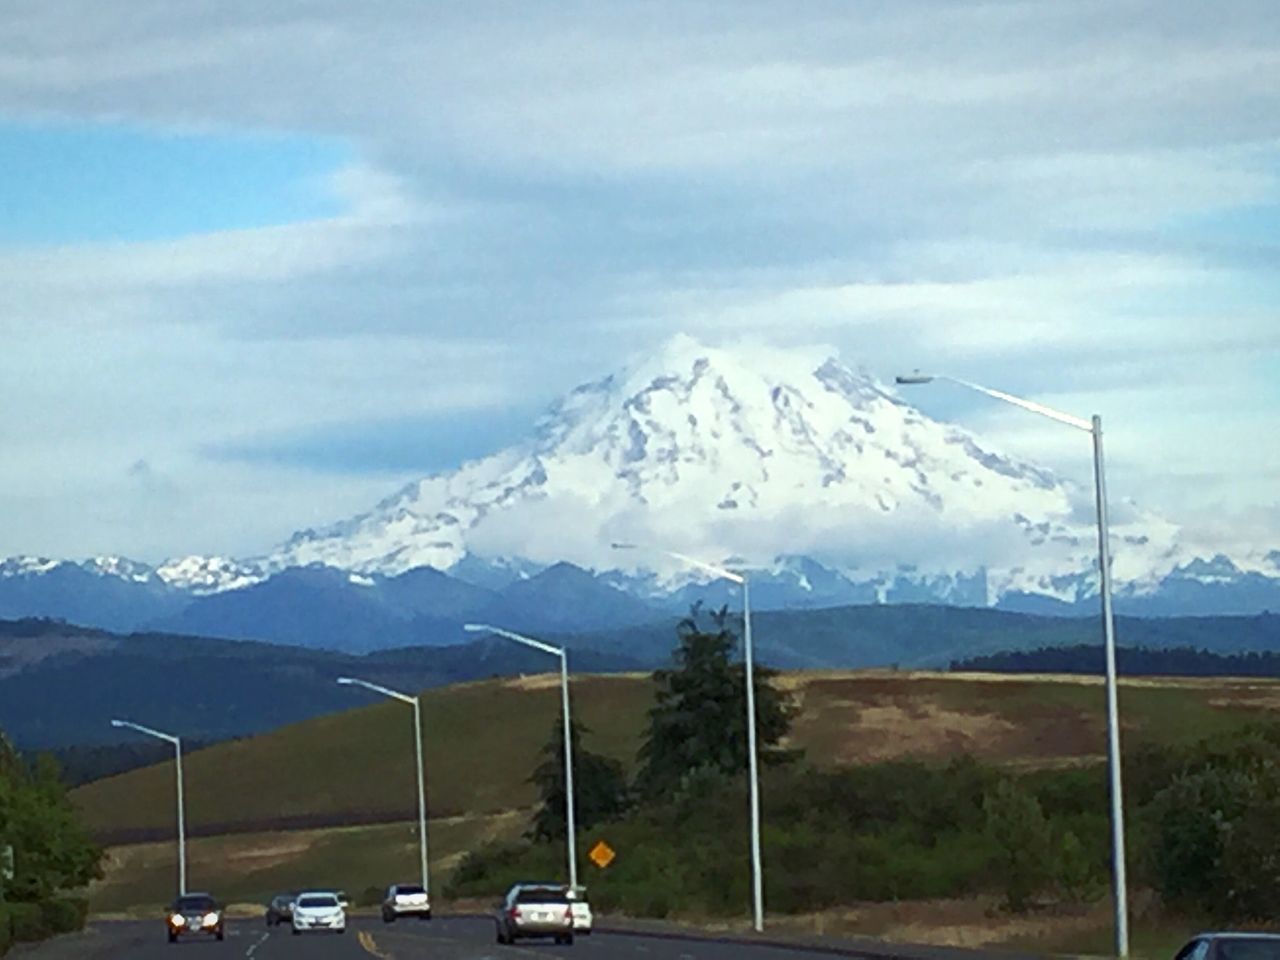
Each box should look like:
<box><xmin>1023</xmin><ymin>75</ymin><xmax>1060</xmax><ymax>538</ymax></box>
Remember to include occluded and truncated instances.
<box><xmin>10</xmin><ymin>916</ymin><xmax>963</xmax><ymax>960</ymax></box>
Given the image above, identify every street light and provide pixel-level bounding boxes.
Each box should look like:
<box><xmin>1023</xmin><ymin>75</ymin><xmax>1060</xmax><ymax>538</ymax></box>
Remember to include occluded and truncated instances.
<box><xmin>110</xmin><ymin>719</ymin><xmax>186</xmax><ymax>896</ymax></box>
<box><xmin>611</xmin><ymin>542</ymin><xmax>765</xmax><ymax>933</ymax></box>
<box><xmin>337</xmin><ymin>677</ymin><xmax>430</xmax><ymax>897</ymax></box>
<box><xmin>463</xmin><ymin>623</ymin><xmax>578</xmax><ymax>891</ymax></box>
<box><xmin>895</xmin><ymin>371</ymin><xmax>1130</xmax><ymax>957</ymax></box>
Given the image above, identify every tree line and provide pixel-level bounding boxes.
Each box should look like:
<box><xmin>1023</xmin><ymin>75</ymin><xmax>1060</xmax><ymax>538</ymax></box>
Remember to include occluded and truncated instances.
<box><xmin>952</xmin><ymin>644</ymin><xmax>1280</xmax><ymax>678</ymax></box>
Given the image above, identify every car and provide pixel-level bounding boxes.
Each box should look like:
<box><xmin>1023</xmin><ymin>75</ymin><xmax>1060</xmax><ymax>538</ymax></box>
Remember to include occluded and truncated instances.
<box><xmin>290</xmin><ymin>890</ymin><xmax>346</xmax><ymax>935</ymax></box>
<box><xmin>265</xmin><ymin>893</ymin><xmax>295</xmax><ymax>927</ymax></box>
<box><xmin>166</xmin><ymin>893</ymin><xmax>224</xmax><ymax>943</ymax></box>
<box><xmin>381</xmin><ymin>883</ymin><xmax>431</xmax><ymax>922</ymax></box>
<box><xmin>1175</xmin><ymin>934</ymin><xmax>1280</xmax><ymax>960</ymax></box>
<box><xmin>567</xmin><ymin>887</ymin><xmax>592</xmax><ymax>935</ymax></box>
<box><xmin>495</xmin><ymin>882</ymin><xmax>575</xmax><ymax>946</ymax></box>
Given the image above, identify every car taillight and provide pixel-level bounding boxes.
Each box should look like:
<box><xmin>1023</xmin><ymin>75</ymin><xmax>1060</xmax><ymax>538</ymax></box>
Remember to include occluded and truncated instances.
<box><xmin>508</xmin><ymin>906</ymin><xmax>520</xmax><ymax>919</ymax></box>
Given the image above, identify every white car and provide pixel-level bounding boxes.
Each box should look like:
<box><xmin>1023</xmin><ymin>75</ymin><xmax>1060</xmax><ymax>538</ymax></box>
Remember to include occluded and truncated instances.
<box><xmin>290</xmin><ymin>891</ymin><xmax>346</xmax><ymax>935</ymax></box>
<box><xmin>567</xmin><ymin>888</ymin><xmax>592</xmax><ymax>934</ymax></box>
<box><xmin>382</xmin><ymin>883</ymin><xmax>431</xmax><ymax>922</ymax></box>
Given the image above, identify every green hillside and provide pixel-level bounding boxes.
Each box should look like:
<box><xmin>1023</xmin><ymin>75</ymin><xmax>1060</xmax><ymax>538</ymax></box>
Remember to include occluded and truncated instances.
<box><xmin>73</xmin><ymin>669</ymin><xmax>1280</xmax><ymax>842</ymax></box>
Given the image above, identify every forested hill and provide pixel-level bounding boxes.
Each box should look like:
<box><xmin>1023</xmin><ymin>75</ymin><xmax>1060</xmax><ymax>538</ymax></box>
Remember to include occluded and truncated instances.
<box><xmin>951</xmin><ymin>644</ymin><xmax>1280</xmax><ymax>677</ymax></box>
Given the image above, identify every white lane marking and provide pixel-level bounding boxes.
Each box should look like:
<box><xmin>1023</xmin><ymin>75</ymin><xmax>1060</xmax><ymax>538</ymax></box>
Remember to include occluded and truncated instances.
<box><xmin>245</xmin><ymin>931</ymin><xmax>269</xmax><ymax>957</ymax></box>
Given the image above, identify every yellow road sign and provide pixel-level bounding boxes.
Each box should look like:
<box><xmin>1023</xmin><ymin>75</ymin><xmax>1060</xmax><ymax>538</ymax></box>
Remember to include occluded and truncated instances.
<box><xmin>588</xmin><ymin>840</ymin><xmax>616</xmax><ymax>869</ymax></box>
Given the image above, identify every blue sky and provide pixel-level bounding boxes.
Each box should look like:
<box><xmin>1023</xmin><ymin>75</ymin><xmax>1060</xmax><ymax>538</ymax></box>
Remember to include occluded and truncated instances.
<box><xmin>0</xmin><ymin>0</ymin><xmax>1277</xmax><ymax>564</ymax></box>
<box><xmin>1</xmin><ymin>122</ymin><xmax>345</xmax><ymax>245</ymax></box>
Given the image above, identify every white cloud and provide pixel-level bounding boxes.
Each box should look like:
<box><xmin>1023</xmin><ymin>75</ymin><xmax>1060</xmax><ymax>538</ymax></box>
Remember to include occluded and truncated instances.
<box><xmin>0</xmin><ymin>0</ymin><xmax>1278</xmax><ymax>559</ymax></box>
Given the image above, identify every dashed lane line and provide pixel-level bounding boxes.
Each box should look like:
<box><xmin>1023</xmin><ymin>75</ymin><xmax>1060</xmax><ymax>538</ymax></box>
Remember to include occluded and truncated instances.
<box><xmin>244</xmin><ymin>931</ymin><xmax>269</xmax><ymax>958</ymax></box>
<box><xmin>357</xmin><ymin>929</ymin><xmax>394</xmax><ymax>958</ymax></box>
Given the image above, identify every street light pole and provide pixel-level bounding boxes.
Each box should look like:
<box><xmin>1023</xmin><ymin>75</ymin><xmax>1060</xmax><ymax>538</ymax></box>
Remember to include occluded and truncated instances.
<box><xmin>111</xmin><ymin>719</ymin><xmax>186</xmax><ymax>896</ymax></box>
<box><xmin>337</xmin><ymin>677</ymin><xmax>430</xmax><ymax>896</ymax></box>
<box><xmin>611</xmin><ymin>543</ymin><xmax>765</xmax><ymax>933</ymax></box>
<box><xmin>895</xmin><ymin>373</ymin><xmax>1130</xmax><ymax>957</ymax></box>
<box><xmin>463</xmin><ymin>624</ymin><xmax>578</xmax><ymax>891</ymax></box>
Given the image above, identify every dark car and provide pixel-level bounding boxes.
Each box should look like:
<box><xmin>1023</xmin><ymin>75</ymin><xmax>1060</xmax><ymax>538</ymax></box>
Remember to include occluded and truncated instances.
<box><xmin>265</xmin><ymin>893</ymin><xmax>295</xmax><ymax>927</ymax></box>
<box><xmin>166</xmin><ymin>893</ymin><xmax>224</xmax><ymax>943</ymax></box>
<box><xmin>495</xmin><ymin>883</ymin><xmax>574</xmax><ymax>946</ymax></box>
<box><xmin>1176</xmin><ymin>934</ymin><xmax>1280</xmax><ymax>960</ymax></box>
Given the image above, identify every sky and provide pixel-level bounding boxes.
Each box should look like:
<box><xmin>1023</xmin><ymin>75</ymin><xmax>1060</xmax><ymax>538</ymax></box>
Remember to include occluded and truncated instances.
<box><xmin>1</xmin><ymin>0</ymin><xmax>1278</xmax><ymax>564</ymax></box>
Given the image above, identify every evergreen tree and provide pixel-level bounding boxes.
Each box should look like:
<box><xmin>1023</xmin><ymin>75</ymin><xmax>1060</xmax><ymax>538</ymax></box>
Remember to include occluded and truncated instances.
<box><xmin>636</xmin><ymin>605</ymin><xmax>796</xmax><ymax>798</ymax></box>
<box><xmin>528</xmin><ymin>716</ymin><xmax>630</xmax><ymax>842</ymax></box>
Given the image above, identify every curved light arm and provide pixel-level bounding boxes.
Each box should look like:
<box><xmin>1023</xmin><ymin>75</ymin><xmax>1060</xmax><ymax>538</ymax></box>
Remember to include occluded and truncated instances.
<box><xmin>463</xmin><ymin>623</ymin><xmax>563</xmax><ymax>657</ymax></box>
<box><xmin>610</xmin><ymin>542</ymin><xmax>746</xmax><ymax>584</ymax></box>
<box><xmin>337</xmin><ymin>676</ymin><xmax>416</xmax><ymax>705</ymax></box>
<box><xmin>111</xmin><ymin>718</ymin><xmax>179</xmax><ymax>745</ymax></box>
<box><xmin>896</xmin><ymin>372</ymin><xmax>1093</xmax><ymax>433</ymax></box>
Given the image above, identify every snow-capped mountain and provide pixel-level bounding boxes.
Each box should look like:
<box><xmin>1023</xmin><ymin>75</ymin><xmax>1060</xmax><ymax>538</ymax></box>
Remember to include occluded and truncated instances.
<box><xmin>266</xmin><ymin>335</ymin><xmax>1191</xmax><ymax>605</ymax></box>
<box><xmin>4</xmin><ymin>336</ymin><xmax>1278</xmax><ymax>641</ymax></box>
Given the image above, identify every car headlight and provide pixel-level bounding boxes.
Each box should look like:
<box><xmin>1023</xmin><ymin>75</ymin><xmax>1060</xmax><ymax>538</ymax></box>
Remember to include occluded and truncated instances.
<box><xmin>170</xmin><ymin>914</ymin><xmax>186</xmax><ymax>926</ymax></box>
<box><xmin>203</xmin><ymin>912</ymin><xmax>219</xmax><ymax>927</ymax></box>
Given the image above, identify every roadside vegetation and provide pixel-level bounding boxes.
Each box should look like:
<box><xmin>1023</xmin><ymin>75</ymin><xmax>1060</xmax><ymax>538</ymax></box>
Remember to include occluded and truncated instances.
<box><xmin>0</xmin><ymin>734</ymin><xmax>101</xmax><ymax>954</ymax></box>
<box><xmin>448</xmin><ymin>608</ymin><xmax>1280</xmax><ymax>933</ymax></box>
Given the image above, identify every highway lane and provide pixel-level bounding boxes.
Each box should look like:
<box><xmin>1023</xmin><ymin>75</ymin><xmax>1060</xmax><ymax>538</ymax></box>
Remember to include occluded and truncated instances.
<box><xmin>13</xmin><ymin>916</ymin><xmax>952</xmax><ymax>959</ymax></box>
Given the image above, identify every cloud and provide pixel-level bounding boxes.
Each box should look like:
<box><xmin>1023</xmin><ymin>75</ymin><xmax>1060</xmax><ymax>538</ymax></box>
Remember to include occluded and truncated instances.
<box><xmin>0</xmin><ymin>0</ymin><xmax>1277</xmax><ymax>559</ymax></box>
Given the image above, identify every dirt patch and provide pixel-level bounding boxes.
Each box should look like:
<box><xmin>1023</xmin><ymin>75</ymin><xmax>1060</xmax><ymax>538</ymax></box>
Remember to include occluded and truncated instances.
<box><xmin>824</xmin><ymin>700</ymin><xmax>1019</xmax><ymax>763</ymax></box>
<box><xmin>222</xmin><ymin>834</ymin><xmax>317</xmax><ymax>870</ymax></box>
<box><xmin>502</xmin><ymin>673</ymin><xmax>563</xmax><ymax>691</ymax></box>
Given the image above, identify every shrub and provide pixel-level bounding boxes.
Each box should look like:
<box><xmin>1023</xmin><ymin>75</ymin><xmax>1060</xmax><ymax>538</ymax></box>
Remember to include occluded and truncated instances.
<box><xmin>40</xmin><ymin>898</ymin><xmax>88</xmax><ymax>935</ymax></box>
<box><xmin>357</xmin><ymin>885</ymin><xmax>384</xmax><ymax>908</ymax></box>
<box><xmin>0</xmin><ymin>903</ymin><xmax>12</xmax><ymax>956</ymax></box>
<box><xmin>7</xmin><ymin>902</ymin><xmax>48</xmax><ymax>942</ymax></box>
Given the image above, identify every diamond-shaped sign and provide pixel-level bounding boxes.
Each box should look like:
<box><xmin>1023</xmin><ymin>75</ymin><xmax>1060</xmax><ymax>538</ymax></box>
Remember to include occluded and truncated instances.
<box><xmin>588</xmin><ymin>840</ymin><xmax>616</xmax><ymax>869</ymax></box>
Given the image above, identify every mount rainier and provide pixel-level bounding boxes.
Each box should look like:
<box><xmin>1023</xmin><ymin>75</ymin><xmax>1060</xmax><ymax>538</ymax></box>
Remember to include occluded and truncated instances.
<box><xmin>4</xmin><ymin>336</ymin><xmax>1280</xmax><ymax>638</ymax></box>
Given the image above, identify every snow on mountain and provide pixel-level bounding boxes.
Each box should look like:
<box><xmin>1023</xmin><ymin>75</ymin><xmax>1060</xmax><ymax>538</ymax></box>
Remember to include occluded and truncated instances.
<box><xmin>154</xmin><ymin>555</ymin><xmax>265</xmax><ymax>595</ymax></box>
<box><xmin>264</xmin><ymin>335</ymin><xmax>1191</xmax><ymax>603</ymax></box>
<box><xmin>0</xmin><ymin>557</ymin><xmax>63</xmax><ymax>577</ymax></box>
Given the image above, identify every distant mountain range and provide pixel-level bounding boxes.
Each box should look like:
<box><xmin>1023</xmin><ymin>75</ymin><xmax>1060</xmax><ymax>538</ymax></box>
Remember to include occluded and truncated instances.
<box><xmin>5</xmin><ymin>606</ymin><xmax>1279</xmax><ymax>749</ymax></box>
<box><xmin>4</xmin><ymin>337</ymin><xmax>1279</xmax><ymax>645</ymax></box>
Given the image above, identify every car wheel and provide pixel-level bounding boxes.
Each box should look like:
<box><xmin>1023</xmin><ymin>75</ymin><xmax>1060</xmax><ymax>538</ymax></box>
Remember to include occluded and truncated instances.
<box><xmin>291</xmin><ymin>928</ymin><xmax>300</xmax><ymax>936</ymax></box>
<box><xmin>168</xmin><ymin>931</ymin><xmax>177</xmax><ymax>943</ymax></box>
<box><xmin>216</xmin><ymin>929</ymin><xmax>225</xmax><ymax>942</ymax></box>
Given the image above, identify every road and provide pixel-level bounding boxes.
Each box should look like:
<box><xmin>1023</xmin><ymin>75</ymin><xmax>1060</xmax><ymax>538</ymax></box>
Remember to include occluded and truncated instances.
<box><xmin>11</xmin><ymin>916</ymin><xmax>956</xmax><ymax>960</ymax></box>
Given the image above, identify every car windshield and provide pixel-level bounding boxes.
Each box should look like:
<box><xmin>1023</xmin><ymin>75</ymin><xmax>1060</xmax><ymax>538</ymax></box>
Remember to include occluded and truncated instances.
<box><xmin>1218</xmin><ymin>940</ymin><xmax>1280</xmax><ymax>960</ymax></box>
<box><xmin>297</xmin><ymin>895</ymin><xmax>338</xmax><ymax>908</ymax></box>
<box><xmin>517</xmin><ymin>888</ymin><xmax>569</xmax><ymax>904</ymax></box>
<box><xmin>395</xmin><ymin>885</ymin><xmax>425</xmax><ymax>895</ymax></box>
<box><xmin>175</xmin><ymin>896</ymin><xmax>216</xmax><ymax>912</ymax></box>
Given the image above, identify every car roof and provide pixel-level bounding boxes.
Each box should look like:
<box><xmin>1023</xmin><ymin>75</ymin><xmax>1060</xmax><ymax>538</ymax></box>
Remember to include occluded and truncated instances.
<box><xmin>1198</xmin><ymin>934</ymin><xmax>1280</xmax><ymax>941</ymax></box>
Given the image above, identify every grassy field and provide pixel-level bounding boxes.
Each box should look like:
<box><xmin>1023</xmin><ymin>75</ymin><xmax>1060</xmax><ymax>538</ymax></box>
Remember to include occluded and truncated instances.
<box><xmin>79</xmin><ymin>668</ymin><xmax>1280</xmax><ymax>931</ymax></box>
<box><xmin>90</xmin><ymin>810</ymin><xmax>528</xmax><ymax>915</ymax></box>
<box><xmin>73</xmin><ymin>669</ymin><xmax>1280</xmax><ymax>840</ymax></box>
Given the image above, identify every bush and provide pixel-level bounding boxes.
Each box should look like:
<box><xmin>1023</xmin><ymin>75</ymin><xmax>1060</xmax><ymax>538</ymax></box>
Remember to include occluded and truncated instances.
<box><xmin>357</xmin><ymin>885</ymin><xmax>384</xmax><ymax>908</ymax></box>
<box><xmin>0</xmin><ymin>903</ymin><xmax>12</xmax><ymax>956</ymax></box>
<box><xmin>7</xmin><ymin>902</ymin><xmax>48</xmax><ymax>942</ymax></box>
<box><xmin>40</xmin><ymin>898</ymin><xmax>87</xmax><ymax>935</ymax></box>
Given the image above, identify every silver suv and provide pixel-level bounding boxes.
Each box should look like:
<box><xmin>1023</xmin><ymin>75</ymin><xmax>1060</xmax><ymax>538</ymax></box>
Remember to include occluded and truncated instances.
<box><xmin>495</xmin><ymin>883</ymin><xmax>574</xmax><ymax>946</ymax></box>
<box><xmin>381</xmin><ymin>883</ymin><xmax>430</xmax><ymax>922</ymax></box>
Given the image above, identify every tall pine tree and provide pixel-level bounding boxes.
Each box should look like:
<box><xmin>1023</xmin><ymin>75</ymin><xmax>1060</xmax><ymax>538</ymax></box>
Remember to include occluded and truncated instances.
<box><xmin>636</xmin><ymin>605</ymin><xmax>795</xmax><ymax>798</ymax></box>
<box><xmin>528</xmin><ymin>716</ymin><xmax>630</xmax><ymax>842</ymax></box>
